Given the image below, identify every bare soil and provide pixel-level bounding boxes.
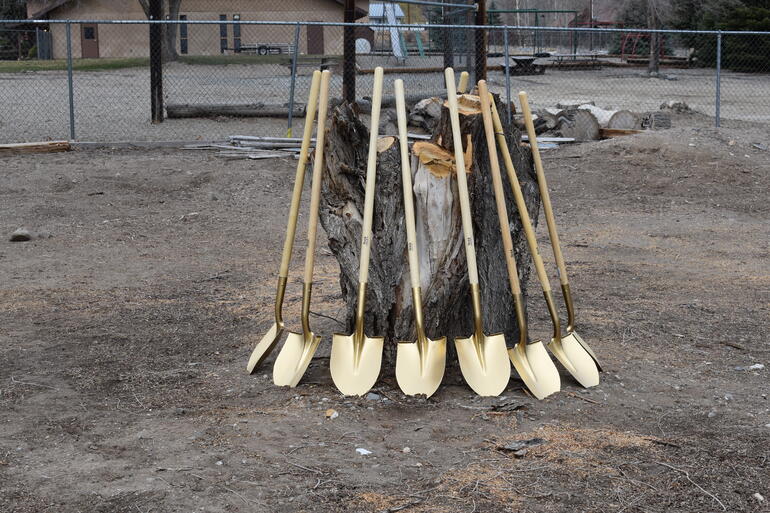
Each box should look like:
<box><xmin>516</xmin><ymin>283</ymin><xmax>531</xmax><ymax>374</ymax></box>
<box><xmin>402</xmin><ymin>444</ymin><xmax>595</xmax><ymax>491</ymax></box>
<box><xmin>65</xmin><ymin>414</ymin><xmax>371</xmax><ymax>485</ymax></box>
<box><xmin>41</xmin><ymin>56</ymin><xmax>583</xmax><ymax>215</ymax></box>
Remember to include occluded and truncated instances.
<box><xmin>1</xmin><ymin>120</ymin><xmax>769</xmax><ymax>512</ymax></box>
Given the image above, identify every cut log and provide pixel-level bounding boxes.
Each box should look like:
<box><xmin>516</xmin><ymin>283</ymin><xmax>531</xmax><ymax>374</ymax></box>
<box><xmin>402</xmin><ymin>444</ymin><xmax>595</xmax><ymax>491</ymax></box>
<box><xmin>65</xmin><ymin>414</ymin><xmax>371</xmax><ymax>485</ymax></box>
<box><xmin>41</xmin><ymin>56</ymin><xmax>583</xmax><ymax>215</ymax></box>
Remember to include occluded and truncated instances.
<box><xmin>319</xmin><ymin>97</ymin><xmax>541</xmax><ymax>363</ymax></box>
<box><xmin>607</xmin><ymin>110</ymin><xmax>641</xmax><ymax>130</ymax></box>
<box><xmin>640</xmin><ymin>111</ymin><xmax>672</xmax><ymax>130</ymax></box>
<box><xmin>557</xmin><ymin>109</ymin><xmax>600</xmax><ymax>141</ymax></box>
<box><xmin>166</xmin><ymin>103</ymin><xmax>304</xmax><ymax>119</ymax></box>
<box><xmin>0</xmin><ymin>140</ymin><xmax>70</xmax><ymax>155</ymax></box>
<box><xmin>599</xmin><ymin>128</ymin><xmax>644</xmax><ymax>138</ymax></box>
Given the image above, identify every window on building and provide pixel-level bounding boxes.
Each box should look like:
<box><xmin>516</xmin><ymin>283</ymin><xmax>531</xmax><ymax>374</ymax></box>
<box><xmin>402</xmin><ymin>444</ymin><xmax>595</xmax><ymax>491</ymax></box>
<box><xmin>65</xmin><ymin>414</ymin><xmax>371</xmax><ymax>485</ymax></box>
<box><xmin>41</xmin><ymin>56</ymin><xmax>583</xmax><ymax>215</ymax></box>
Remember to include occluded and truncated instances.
<box><xmin>233</xmin><ymin>14</ymin><xmax>241</xmax><ymax>53</ymax></box>
<box><xmin>179</xmin><ymin>14</ymin><xmax>188</xmax><ymax>54</ymax></box>
<box><xmin>83</xmin><ymin>27</ymin><xmax>95</xmax><ymax>40</ymax></box>
<box><xmin>219</xmin><ymin>14</ymin><xmax>228</xmax><ymax>53</ymax></box>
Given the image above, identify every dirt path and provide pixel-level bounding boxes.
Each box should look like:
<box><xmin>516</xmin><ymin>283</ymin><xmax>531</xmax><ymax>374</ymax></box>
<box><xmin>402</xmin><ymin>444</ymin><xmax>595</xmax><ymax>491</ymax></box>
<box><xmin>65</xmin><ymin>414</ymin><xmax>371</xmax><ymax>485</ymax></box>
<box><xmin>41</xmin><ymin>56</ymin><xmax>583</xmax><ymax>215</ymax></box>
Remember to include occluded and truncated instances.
<box><xmin>1</xmin><ymin>125</ymin><xmax>768</xmax><ymax>512</ymax></box>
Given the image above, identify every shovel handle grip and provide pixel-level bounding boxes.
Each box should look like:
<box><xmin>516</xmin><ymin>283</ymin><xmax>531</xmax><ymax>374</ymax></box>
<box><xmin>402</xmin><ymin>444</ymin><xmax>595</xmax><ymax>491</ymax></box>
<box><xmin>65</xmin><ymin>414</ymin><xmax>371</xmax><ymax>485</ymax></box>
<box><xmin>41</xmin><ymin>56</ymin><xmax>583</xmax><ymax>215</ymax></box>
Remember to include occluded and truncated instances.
<box><xmin>394</xmin><ymin>79</ymin><xmax>422</xmax><ymax>291</ymax></box>
<box><xmin>478</xmin><ymin>81</ymin><xmax>522</xmax><ymax>297</ymax></box>
<box><xmin>489</xmin><ymin>95</ymin><xmax>552</xmax><ymax>294</ymax></box>
<box><xmin>303</xmin><ymin>70</ymin><xmax>331</xmax><ymax>285</ymax></box>
<box><xmin>445</xmin><ymin>68</ymin><xmax>479</xmax><ymax>286</ymax></box>
<box><xmin>457</xmin><ymin>71</ymin><xmax>470</xmax><ymax>94</ymax></box>
<box><xmin>358</xmin><ymin>67</ymin><xmax>385</xmax><ymax>286</ymax></box>
<box><xmin>279</xmin><ymin>70</ymin><xmax>322</xmax><ymax>278</ymax></box>
<box><xmin>519</xmin><ymin>91</ymin><xmax>569</xmax><ymax>287</ymax></box>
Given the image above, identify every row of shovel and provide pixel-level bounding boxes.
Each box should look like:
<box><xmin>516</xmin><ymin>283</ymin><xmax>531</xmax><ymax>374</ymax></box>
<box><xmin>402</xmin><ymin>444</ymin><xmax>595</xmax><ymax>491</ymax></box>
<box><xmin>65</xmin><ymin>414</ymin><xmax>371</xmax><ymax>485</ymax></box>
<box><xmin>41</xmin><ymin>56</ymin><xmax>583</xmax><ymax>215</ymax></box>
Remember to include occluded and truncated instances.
<box><xmin>246</xmin><ymin>67</ymin><xmax>602</xmax><ymax>399</ymax></box>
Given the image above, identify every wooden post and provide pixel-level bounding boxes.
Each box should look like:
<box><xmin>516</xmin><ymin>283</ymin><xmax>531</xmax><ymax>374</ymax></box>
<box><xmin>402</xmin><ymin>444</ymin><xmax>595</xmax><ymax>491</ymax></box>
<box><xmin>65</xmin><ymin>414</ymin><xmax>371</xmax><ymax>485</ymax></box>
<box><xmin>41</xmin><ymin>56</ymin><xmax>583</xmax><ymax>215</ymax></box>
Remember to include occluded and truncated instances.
<box><xmin>343</xmin><ymin>0</ymin><xmax>356</xmax><ymax>102</ymax></box>
<box><xmin>149</xmin><ymin>0</ymin><xmax>164</xmax><ymax>124</ymax></box>
<box><xmin>474</xmin><ymin>0</ymin><xmax>487</xmax><ymax>83</ymax></box>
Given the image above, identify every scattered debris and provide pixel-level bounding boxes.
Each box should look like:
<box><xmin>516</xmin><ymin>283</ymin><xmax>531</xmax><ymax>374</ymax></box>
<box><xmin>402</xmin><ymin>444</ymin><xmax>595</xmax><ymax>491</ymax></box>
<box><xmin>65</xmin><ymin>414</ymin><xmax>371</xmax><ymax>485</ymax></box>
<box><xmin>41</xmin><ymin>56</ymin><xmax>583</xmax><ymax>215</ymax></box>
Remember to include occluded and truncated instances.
<box><xmin>365</xmin><ymin>392</ymin><xmax>381</xmax><ymax>401</ymax></box>
<box><xmin>754</xmin><ymin>492</ymin><xmax>765</xmax><ymax>503</ymax></box>
<box><xmin>660</xmin><ymin>100</ymin><xmax>691</xmax><ymax>113</ymax></box>
<box><xmin>9</xmin><ymin>228</ymin><xmax>31</xmax><ymax>242</ymax></box>
<box><xmin>325</xmin><ymin>408</ymin><xmax>339</xmax><ymax>420</ymax></box>
<box><xmin>735</xmin><ymin>363</ymin><xmax>764</xmax><ymax>371</ymax></box>
<box><xmin>499</xmin><ymin>437</ymin><xmax>548</xmax><ymax>452</ymax></box>
<box><xmin>402</xmin><ymin>447</ymin><xmax>411</xmax><ymax>453</ymax></box>
<box><xmin>355</xmin><ymin>448</ymin><xmax>372</xmax><ymax>456</ymax></box>
<box><xmin>752</xmin><ymin>143</ymin><xmax>768</xmax><ymax>151</ymax></box>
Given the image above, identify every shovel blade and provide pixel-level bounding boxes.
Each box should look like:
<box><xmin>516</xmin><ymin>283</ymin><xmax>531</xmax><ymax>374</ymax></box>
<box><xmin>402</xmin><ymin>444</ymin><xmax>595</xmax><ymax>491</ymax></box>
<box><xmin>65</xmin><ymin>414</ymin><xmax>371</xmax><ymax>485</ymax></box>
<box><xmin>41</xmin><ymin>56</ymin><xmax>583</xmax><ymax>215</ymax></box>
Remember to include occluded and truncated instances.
<box><xmin>455</xmin><ymin>333</ymin><xmax>511</xmax><ymax>396</ymax></box>
<box><xmin>273</xmin><ymin>331</ymin><xmax>321</xmax><ymax>387</ymax></box>
<box><xmin>330</xmin><ymin>333</ymin><xmax>384</xmax><ymax>396</ymax></box>
<box><xmin>508</xmin><ymin>341</ymin><xmax>560</xmax><ymax>400</ymax></box>
<box><xmin>549</xmin><ymin>333</ymin><xmax>600</xmax><ymax>388</ymax></box>
<box><xmin>396</xmin><ymin>337</ymin><xmax>447</xmax><ymax>398</ymax></box>
<box><xmin>567</xmin><ymin>329</ymin><xmax>603</xmax><ymax>371</ymax></box>
<box><xmin>246</xmin><ymin>322</ymin><xmax>283</xmax><ymax>374</ymax></box>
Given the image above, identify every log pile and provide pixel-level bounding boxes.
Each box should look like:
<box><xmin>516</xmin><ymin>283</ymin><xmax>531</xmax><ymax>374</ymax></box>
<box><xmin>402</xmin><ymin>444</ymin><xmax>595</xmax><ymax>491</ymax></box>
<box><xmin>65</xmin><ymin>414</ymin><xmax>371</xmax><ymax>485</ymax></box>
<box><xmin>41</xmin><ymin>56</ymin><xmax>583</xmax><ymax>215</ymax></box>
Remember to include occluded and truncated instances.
<box><xmin>529</xmin><ymin>103</ymin><xmax>673</xmax><ymax>141</ymax></box>
<box><xmin>319</xmin><ymin>96</ymin><xmax>541</xmax><ymax>362</ymax></box>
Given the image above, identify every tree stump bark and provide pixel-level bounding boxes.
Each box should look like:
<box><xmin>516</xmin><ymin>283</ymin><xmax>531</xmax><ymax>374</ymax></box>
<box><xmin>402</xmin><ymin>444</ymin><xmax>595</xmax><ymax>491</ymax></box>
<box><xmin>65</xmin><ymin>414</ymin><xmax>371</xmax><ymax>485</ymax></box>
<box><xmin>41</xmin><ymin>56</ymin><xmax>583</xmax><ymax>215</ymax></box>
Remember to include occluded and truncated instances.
<box><xmin>319</xmin><ymin>94</ymin><xmax>541</xmax><ymax>364</ymax></box>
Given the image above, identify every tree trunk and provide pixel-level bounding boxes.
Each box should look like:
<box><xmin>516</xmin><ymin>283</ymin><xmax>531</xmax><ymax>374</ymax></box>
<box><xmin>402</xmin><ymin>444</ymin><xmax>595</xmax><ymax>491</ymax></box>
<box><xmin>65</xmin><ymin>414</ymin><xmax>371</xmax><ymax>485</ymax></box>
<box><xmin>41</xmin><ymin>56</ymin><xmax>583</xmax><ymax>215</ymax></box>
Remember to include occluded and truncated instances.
<box><xmin>319</xmin><ymin>96</ymin><xmax>541</xmax><ymax>364</ymax></box>
<box><xmin>138</xmin><ymin>0</ymin><xmax>180</xmax><ymax>62</ymax></box>
<box><xmin>648</xmin><ymin>0</ymin><xmax>660</xmax><ymax>75</ymax></box>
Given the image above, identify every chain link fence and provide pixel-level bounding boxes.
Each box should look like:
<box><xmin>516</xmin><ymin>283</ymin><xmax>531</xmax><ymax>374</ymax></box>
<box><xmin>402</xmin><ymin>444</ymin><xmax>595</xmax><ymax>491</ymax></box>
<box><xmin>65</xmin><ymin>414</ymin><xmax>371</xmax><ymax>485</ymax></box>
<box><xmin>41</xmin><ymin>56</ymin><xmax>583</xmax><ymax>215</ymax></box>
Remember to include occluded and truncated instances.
<box><xmin>1</xmin><ymin>20</ymin><xmax>770</xmax><ymax>143</ymax></box>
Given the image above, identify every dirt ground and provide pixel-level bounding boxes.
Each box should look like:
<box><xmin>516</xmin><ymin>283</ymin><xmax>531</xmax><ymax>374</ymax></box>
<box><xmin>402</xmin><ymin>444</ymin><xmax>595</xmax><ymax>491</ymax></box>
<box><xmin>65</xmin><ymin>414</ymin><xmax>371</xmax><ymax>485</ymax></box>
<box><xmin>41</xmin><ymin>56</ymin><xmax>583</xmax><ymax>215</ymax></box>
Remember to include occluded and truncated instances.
<box><xmin>1</xmin><ymin>117</ymin><xmax>769</xmax><ymax>512</ymax></box>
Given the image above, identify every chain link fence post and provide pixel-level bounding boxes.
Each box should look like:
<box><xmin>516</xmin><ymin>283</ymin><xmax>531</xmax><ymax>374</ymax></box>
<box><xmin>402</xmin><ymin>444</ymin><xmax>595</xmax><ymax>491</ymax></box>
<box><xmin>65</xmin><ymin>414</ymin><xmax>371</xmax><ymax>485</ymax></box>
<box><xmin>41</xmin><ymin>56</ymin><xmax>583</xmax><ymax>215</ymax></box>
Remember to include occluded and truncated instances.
<box><xmin>65</xmin><ymin>21</ymin><xmax>75</xmax><ymax>140</ymax></box>
<box><xmin>503</xmin><ymin>26</ymin><xmax>512</xmax><ymax>127</ymax></box>
<box><xmin>715</xmin><ymin>30</ymin><xmax>722</xmax><ymax>128</ymax></box>
<box><xmin>286</xmin><ymin>23</ymin><xmax>301</xmax><ymax>137</ymax></box>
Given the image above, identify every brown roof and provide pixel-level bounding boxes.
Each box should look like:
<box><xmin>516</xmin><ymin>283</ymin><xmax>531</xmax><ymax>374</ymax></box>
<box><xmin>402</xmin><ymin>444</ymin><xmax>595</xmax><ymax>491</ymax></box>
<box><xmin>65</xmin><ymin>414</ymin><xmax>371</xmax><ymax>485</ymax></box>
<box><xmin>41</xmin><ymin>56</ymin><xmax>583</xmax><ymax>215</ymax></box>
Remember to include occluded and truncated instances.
<box><xmin>30</xmin><ymin>0</ymin><xmax>367</xmax><ymax>20</ymax></box>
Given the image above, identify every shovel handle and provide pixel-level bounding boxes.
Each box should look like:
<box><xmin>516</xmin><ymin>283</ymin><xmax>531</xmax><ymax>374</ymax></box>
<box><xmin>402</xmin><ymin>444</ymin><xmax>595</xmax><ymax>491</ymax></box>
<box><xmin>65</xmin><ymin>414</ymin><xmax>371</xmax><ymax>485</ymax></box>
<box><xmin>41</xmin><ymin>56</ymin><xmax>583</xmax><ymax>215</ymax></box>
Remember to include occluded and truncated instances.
<box><xmin>279</xmin><ymin>70</ymin><xmax>322</xmax><ymax>278</ymax></box>
<box><xmin>519</xmin><ymin>92</ymin><xmax>569</xmax><ymax>287</ymax></box>
<box><xmin>394</xmin><ymin>79</ymin><xmax>421</xmax><ymax>291</ymax></box>
<box><xmin>489</xmin><ymin>95</ymin><xmax>552</xmax><ymax>294</ymax></box>
<box><xmin>458</xmin><ymin>71</ymin><xmax>470</xmax><ymax>94</ymax></box>
<box><xmin>478</xmin><ymin>81</ymin><xmax>521</xmax><ymax>297</ymax></box>
<box><xmin>445</xmin><ymin>68</ymin><xmax>479</xmax><ymax>286</ymax></box>
<box><xmin>358</xmin><ymin>67</ymin><xmax>384</xmax><ymax>285</ymax></box>
<box><xmin>303</xmin><ymin>70</ymin><xmax>331</xmax><ymax>285</ymax></box>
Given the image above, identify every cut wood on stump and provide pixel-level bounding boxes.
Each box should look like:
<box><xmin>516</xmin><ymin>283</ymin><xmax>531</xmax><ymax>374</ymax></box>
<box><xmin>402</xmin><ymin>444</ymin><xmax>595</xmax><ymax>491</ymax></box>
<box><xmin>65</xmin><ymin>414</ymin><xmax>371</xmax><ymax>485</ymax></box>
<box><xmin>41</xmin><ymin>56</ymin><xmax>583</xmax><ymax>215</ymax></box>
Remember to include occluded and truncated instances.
<box><xmin>319</xmin><ymin>95</ymin><xmax>541</xmax><ymax>364</ymax></box>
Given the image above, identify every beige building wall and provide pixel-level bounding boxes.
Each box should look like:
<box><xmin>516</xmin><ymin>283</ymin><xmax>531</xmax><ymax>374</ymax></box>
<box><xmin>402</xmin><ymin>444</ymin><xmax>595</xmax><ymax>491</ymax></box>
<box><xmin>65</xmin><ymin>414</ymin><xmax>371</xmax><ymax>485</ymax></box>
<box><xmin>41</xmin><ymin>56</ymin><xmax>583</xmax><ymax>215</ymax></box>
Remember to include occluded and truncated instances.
<box><xmin>37</xmin><ymin>0</ymin><xmax>362</xmax><ymax>58</ymax></box>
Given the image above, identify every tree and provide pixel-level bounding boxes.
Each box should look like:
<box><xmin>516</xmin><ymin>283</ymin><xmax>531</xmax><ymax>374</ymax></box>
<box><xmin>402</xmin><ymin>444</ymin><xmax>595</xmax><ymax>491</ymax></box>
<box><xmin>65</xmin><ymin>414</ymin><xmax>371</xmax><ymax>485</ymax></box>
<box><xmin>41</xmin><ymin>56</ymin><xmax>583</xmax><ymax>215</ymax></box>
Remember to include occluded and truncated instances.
<box><xmin>137</xmin><ymin>0</ymin><xmax>182</xmax><ymax>62</ymax></box>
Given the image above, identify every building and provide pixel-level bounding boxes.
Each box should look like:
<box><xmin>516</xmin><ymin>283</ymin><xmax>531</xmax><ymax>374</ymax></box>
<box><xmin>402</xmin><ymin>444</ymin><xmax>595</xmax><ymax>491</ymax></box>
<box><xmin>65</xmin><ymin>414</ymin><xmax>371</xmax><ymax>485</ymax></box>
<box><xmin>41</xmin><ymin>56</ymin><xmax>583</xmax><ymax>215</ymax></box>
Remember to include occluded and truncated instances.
<box><xmin>26</xmin><ymin>0</ymin><xmax>368</xmax><ymax>59</ymax></box>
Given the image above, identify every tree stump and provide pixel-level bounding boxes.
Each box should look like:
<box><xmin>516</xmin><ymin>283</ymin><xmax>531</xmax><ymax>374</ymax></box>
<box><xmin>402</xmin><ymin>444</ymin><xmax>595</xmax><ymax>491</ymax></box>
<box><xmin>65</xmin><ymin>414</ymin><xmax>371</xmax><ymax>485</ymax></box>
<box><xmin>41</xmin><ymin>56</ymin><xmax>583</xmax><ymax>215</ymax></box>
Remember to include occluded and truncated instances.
<box><xmin>319</xmin><ymin>94</ymin><xmax>541</xmax><ymax>364</ymax></box>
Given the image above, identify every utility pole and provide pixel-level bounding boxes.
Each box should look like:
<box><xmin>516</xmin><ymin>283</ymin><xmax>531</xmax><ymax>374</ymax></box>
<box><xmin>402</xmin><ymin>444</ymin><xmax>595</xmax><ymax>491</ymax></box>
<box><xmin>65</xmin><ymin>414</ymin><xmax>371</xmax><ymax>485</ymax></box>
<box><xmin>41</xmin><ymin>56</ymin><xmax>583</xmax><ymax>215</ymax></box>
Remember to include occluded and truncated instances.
<box><xmin>474</xmin><ymin>0</ymin><xmax>487</xmax><ymax>83</ymax></box>
<box><xmin>149</xmin><ymin>0</ymin><xmax>163</xmax><ymax>123</ymax></box>
<box><xmin>342</xmin><ymin>0</ymin><xmax>356</xmax><ymax>102</ymax></box>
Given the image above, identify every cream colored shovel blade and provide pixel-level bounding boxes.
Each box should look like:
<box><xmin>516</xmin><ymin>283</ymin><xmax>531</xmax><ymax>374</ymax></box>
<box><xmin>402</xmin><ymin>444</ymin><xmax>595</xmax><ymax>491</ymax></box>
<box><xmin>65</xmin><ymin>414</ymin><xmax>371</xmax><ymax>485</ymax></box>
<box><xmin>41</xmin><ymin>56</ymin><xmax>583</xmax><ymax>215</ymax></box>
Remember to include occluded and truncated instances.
<box><xmin>272</xmin><ymin>331</ymin><xmax>321</xmax><ymax>387</ymax></box>
<box><xmin>508</xmin><ymin>341</ymin><xmax>560</xmax><ymax>400</ymax></box>
<box><xmin>330</xmin><ymin>334</ymin><xmax>384</xmax><ymax>396</ymax></box>
<box><xmin>246</xmin><ymin>323</ymin><xmax>283</xmax><ymax>374</ymax></box>
<box><xmin>568</xmin><ymin>329</ymin><xmax>602</xmax><ymax>371</ymax></box>
<box><xmin>454</xmin><ymin>334</ymin><xmax>511</xmax><ymax>396</ymax></box>
<box><xmin>396</xmin><ymin>337</ymin><xmax>447</xmax><ymax>398</ymax></box>
<box><xmin>548</xmin><ymin>334</ymin><xmax>600</xmax><ymax>388</ymax></box>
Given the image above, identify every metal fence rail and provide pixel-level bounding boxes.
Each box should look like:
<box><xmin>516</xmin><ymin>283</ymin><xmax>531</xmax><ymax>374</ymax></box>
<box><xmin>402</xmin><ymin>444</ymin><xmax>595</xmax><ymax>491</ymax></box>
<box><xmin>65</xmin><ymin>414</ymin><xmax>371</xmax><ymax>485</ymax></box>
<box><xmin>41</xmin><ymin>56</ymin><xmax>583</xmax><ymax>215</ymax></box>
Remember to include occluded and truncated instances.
<box><xmin>1</xmin><ymin>19</ymin><xmax>769</xmax><ymax>143</ymax></box>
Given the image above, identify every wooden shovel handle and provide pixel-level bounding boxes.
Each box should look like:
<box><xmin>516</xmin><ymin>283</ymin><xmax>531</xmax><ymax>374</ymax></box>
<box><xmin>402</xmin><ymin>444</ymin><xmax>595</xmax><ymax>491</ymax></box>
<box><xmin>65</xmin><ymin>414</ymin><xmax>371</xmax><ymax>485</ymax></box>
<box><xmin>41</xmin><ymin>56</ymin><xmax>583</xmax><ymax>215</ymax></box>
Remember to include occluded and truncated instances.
<box><xmin>478</xmin><ymin>81</ymin><xmax>521</xmax><ymax>296</ymax></box>
<box><xmin>357</xmin><ymin>67</ymin><xmax>385</xmax><ymax>285</ymax></box>
<box><xmin>303</xmin><ymin>70</ymin><xmax>331</xmax><ymax>285</ymax></box>
<box><xmin>458</xmin><ymin>71</ymin><xmax>470</xmax><ymax>94</ymax></box>
<box><xmin>519</xmin><ymin>91</ymin><xmax>569</xmax><ymax>287</ymax></box>
<box><xmin>279</xmin><ymin>70</ymin><xmax>321</xmax><ymax>278</ymax></box>
<box><xmin>490</xmin><ymin>95</ymin><xmax>552</xmax><ymax>294</ymax></box>
<box><xmin>444</xmin><ymin>68</ymin><xmax>479</xmax><ymax>286</ymax></box>
<box><xmin>394</xmin><ymin>79</ymin><xmax>421</xmax><ymax>291</ymax></box>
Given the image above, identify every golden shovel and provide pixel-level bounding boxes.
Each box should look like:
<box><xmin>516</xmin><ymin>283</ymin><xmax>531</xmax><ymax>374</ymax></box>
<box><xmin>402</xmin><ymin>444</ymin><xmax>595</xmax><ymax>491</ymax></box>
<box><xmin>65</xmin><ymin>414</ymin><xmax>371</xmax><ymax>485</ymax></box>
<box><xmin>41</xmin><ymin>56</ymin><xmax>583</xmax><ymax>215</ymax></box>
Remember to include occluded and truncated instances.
<box><xmin>246</xmin><ymin>70</ymin><xmax>322</xmax><ymax>374</ymax></box>
<box><xmin>272</xmin><ymin>70</ymin><xmax>331</xmax><ymax>387</ymax></box>
<box><xmin>445</xmin><ymin>68</ymin><xmax>511</xmax><ymax>397</ymax></box>
<box><xmin>478</xmin><ymin>81</ymin><xmax>561</xmax><ymax>400</ymax></box>
<box><xmin>519</xmin><ymin>91</ymin><xmax>601</xmax><ymax>387</ymax></box>
<box><xmin>393</xmin><ymin>79</ymin><xmax>447</xmax><ymax>398</ymax></box>
<box><xmin>329</xmin><ymin>67</ymin><xmax>386</xmax><ymax>396</ymax></box>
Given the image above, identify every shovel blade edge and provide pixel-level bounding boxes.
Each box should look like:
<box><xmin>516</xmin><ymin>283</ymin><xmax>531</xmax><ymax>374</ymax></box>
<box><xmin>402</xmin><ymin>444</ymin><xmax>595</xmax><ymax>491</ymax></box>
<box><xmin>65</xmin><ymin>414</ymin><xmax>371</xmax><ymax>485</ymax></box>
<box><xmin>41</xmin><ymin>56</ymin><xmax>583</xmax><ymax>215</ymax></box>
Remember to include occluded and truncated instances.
<box><xmin>273</xmin><ymin>331</ymin><xmax>321</xmax><ymax>387</ymax></box>
<box><xmin>330</xmin><ymin>334</ymin><xmax>384</xmax><ymax>396</ymax></box>
<box><xmin>454</xmin><ymin>333</ymin><xmax>511</xmax><ymax>396</ymax></box>
<box><xmin>396</xmin><ymin>337</ymin><xmax>447</xmax><ymax>398</ymax></box>
<box><xmin>567</xmin><ymin>329</ymin><xmax>603</xmax><ymax>371</ymax></box>
<box><xmin>247</xmin><ymin>322</ymin><xmax>283</xmax><ymax>374</ymax></box>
